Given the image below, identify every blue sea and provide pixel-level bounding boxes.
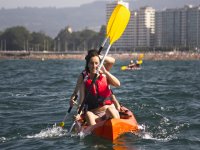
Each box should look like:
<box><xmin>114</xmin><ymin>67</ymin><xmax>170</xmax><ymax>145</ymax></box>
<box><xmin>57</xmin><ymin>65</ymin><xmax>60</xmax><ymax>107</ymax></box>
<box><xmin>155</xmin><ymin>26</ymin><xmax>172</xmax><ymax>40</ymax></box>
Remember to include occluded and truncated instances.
<box><xmin>0</xmin><ymin>59</ymin><xmax>199</xmax><ymax>150</ymax></box>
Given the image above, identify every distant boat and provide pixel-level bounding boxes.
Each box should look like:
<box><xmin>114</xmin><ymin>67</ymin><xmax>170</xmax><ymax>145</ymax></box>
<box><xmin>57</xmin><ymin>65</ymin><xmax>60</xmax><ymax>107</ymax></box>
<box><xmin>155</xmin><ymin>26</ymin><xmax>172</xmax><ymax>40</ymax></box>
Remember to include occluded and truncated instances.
<box><xmin>121</xmin><ymin>53</ymin><xmax>144</xmax><ymax>71</ymax></box>
<box><xmin>121</xmin><ymin>65</ymin><xmax>141</xmax><ymax>71</ymax></box>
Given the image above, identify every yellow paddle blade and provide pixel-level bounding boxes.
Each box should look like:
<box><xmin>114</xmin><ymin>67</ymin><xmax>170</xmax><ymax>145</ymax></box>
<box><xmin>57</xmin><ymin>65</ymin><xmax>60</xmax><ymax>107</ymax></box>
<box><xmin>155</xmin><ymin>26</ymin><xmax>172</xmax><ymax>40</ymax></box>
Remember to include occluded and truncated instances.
<box><xmin>109</xmin><ymin>4</ymin><xmax>130</xmax><ymax>44</ymax></box>
<box><xmin>106</xmin><ymin>4</ymin><xmax>121</xmax><ymax>37</ymax></box>
<box><xmin>121</xmin><ymin>66</ymin><xmax>127</xmax><ymax>70</ymax></box>
<box><xmin>137</xmin><ymin>60</ymin><xmax>143</xmax><ymax>65</ymax></box>
<box><xmin>138</xmin><ymin>53</ymin><xmax>144</xmax><ymax>60</ymax></box>
<box><xmin>58</xmin><ymin>122</ymin><xmax>64</xmax><ymax>127</ymax></box>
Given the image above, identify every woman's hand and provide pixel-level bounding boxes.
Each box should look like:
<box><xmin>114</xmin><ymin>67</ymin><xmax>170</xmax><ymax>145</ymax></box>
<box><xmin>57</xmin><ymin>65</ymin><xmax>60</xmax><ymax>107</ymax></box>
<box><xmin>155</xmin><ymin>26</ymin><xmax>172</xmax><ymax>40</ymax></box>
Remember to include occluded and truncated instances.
<box><xmin>99</xmin><ymin>55</ymin><xmax>115</xmax><ymax>71</ymax></box>
<box><xmin>99</xmin><ymin>65</ymin><xmax>108</xmax><ymax>74</ymax></box>
<box><xmin>69</xmin><ymin>95</ymin><xmax>77</xmax><ymax>107</ymax></box>
<box><xmin>74</xmin><ymin>114</ymin><xmax>81</xmax><ymax>121</ymax></box>
<box><xmin>100</xmin><ymin>65</ymin><xmax>121</xmax><ymax>87</ymax></box>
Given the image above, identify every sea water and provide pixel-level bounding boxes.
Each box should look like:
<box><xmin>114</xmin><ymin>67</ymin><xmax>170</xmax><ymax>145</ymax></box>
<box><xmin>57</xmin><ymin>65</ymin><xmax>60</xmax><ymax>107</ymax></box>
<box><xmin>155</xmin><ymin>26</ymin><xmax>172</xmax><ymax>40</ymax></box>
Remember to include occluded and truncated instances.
<box><xmin>0</xmin><ymin>59</ymin><xmax>199</xmax><ymax>150</ymax></box>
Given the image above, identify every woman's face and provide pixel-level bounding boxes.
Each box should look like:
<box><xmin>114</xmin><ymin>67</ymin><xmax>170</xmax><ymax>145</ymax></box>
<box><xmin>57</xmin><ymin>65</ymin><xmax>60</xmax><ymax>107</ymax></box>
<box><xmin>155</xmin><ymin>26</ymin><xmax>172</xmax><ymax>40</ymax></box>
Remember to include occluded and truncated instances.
<box><xmin>88</xmin><ymin>56</ymin><xmax>100</xmax><ymax>74</ymax></box>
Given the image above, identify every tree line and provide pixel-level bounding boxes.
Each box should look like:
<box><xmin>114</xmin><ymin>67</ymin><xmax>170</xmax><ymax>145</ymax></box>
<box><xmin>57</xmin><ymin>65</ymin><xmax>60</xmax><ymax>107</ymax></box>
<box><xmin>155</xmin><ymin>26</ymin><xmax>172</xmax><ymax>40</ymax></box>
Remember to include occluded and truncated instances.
<box><xmin>0</xmin><ymin>26</ymin><xmax>106</xmax><ymax>51</ymax></box>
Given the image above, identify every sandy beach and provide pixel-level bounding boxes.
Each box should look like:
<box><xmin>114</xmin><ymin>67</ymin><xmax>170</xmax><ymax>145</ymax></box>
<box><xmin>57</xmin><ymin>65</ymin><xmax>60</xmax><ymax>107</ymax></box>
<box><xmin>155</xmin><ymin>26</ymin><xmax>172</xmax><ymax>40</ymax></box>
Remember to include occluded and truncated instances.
<box><xmin>0</xmin><ymin>51</ymin><xmax>200</xmax><ymax>60</ymax></box>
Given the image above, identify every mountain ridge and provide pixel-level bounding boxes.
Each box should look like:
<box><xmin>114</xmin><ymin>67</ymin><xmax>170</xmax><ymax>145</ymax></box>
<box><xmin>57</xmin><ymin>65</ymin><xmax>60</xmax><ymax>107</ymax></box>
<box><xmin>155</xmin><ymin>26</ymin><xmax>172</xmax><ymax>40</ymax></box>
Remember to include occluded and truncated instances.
<box><xmin>0</xmin><ymin>0</ymin><xmax>199</xmax><ymax>37</ymax></box>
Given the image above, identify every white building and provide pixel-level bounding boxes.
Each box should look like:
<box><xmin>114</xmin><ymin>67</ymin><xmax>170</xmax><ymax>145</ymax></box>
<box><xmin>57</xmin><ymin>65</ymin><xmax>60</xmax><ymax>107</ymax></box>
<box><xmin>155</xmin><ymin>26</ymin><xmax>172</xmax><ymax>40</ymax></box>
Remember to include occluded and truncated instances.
<box><xmin>137</xmin><ymin>7</ymin><xmax>155</xmax><ymax>48</ymax></box>
<box><xmin>106</xmin><ymin>1</ymin><xmax>155</xmax><ymax>50</ymax></box>
<box><xmin>106</xmin><ymin>2</ymin><xmax>200</xmax><ymax>50</ymax></box>
<box><xmin>106</xmin><ymin>0</ymin><xmax>132</xmax><ymax>50</ymax></box>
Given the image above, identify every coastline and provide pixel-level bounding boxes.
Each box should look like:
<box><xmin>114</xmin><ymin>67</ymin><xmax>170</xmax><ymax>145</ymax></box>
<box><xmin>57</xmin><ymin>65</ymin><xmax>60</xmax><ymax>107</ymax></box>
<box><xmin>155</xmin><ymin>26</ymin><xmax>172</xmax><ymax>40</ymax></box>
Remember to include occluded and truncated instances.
<box><xmin>0</xmin><ymin>51</ymin><xmax>200</xmax><ymax>60</ymax></box>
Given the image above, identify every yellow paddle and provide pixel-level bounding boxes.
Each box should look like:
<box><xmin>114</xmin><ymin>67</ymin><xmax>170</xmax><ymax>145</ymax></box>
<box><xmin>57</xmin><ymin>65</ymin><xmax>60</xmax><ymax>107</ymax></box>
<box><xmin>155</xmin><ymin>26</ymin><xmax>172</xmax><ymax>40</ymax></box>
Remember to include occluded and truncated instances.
<box><xmin>136</xmin><ymin>60</ymin><xmax>143</xmax><ymax>65</ymax></box>
<box><xmin>138</xmin><ymin>53</ymin><xmax>144</xmax><ymax>60</ymax></box>
<box><xmin>68</xmin><ymin>2</ymin><xmax>131</xmax><ymax>133</ymax></box>
<box><xmin>57</xmin><ymin>95</ymin><xmax>78</xmax><ymax>127</ymax></box>
<box><xmin>97</xmin><ymin>3</ymin><xmax>130</xmax><ymax>72</ymax></box>
<box><xmin>136</xmin><ymin>54</ymin><xmax>144</xmax><ymax>65</ymax></box>
<box><xmin>98</xmin><ymin>4</ymin><xmax>120</xmax><ymax>53</ymax></box>
<box><xmin>121</xmin><ymin>66</ymin><xmax>127</xmax><ymax>71</ymax></box>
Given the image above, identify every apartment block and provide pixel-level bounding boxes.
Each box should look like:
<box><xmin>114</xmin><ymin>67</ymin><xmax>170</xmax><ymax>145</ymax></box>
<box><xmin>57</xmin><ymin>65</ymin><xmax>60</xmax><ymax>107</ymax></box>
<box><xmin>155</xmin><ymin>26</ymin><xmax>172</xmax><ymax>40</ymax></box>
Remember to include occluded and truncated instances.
<box><xmin>155</xmin><ymin>5</ymin><xmax>200</xmax><ymax>50</ymax></box>
<box><xmin>106</xmin><ymin>1</ymin><xmax>199</xmax><ymax>50</ymax></box>
<box><xmin>106</xmin><ymin>1</ymin><xmax>155</xmax><ymax>50</ymax></box>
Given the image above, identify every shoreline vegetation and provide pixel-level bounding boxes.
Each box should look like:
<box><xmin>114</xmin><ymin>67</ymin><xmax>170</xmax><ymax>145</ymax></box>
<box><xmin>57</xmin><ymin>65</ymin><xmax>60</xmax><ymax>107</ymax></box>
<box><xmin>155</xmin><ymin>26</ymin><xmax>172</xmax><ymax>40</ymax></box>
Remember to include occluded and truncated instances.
<box><xmin>0</xmin><ymin>50</ymin><xmax>200</xmax><ymax>61</ymax></box>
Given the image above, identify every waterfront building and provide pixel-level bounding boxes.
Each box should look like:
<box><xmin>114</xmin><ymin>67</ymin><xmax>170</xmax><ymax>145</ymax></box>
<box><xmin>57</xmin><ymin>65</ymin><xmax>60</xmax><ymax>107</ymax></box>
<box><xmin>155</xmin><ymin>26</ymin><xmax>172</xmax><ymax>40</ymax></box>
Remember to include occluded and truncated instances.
<box><xmin>137</xmin><ymin>7</ymin><xmax>155</xmax><ymax>48</ymax></box>
<box><xmin>106</xmin><ymin>1</ymin><xmax>199</xmax><ymax>51</ymax></box>
<box><xmin>155</xmin><ymin>5</ymin><xmax>200</xmax><ymax>50</ymax></box>
<box><xmin>155</xmin><ymin>9</ymin><xmax>182</xmax><ymax>49</ymax></box>
<box><xmin>185</xmin><ymin>5</ymin><xmax>200</xmax><ymax>50</ymax></box>
<box><xmin>106</xmin><ymin>0</ymin><xmax>132</xmax><ymax>50</ymax></box>
<box><xmin>106</xmin><ymin>1</ymin><xmax>155</xmax><ymax>50</ymax></box>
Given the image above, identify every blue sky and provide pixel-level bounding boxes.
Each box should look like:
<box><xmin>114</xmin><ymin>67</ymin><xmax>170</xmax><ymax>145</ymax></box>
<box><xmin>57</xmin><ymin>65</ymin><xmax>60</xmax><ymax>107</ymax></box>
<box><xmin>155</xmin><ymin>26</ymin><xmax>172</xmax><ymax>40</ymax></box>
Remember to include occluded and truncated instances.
<box><xmin>0</xmin><ymin>0</ymin><xmax>101</xmax><ymax>8</ymax></box>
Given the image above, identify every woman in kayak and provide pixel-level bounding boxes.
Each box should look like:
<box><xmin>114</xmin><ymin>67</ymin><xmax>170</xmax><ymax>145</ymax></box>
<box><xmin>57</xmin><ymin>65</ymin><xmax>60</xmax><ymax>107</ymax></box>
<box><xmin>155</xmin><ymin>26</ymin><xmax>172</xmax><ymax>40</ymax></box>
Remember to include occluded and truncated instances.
<box><xmin>69</xmin><ymin>50</ymin><xmax>120</xmax><ymax>111</ymax></box>
<box><xmin>75</xmin><ymin>50</ymin><xmax>120</xmax><ymax>125</ymax></box>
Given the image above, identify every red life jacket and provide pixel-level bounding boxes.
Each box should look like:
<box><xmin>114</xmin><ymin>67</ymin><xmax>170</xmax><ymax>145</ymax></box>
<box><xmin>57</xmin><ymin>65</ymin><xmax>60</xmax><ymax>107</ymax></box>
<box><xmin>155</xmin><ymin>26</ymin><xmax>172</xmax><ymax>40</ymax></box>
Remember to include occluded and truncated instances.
<box><xmin>83</xmin><ymin>73</ymin><xmax>113</xmax><ymax>110</ymax></box>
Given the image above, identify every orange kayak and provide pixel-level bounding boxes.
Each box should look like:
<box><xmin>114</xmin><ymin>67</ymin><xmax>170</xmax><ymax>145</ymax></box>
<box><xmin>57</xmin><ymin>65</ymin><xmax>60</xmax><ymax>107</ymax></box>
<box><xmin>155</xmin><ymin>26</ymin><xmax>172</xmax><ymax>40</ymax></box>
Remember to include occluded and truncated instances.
<box><xmin>77</xmin><ymin>106</ymin><xmax>139</xmax><ymax>141</ymax></box>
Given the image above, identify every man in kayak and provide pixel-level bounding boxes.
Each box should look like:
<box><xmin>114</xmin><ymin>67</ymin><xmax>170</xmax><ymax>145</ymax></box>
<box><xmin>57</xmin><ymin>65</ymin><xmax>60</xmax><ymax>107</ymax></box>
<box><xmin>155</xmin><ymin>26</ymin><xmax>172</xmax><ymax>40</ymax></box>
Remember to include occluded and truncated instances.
<box><xmin>128</xmin><ymin>60</ymin><xmax>136</xmax><ymax>69</ymax></box>
<box><xmin>69</xmin><ymin>50</ymin><xmax>120</xmax><ymax>112</ymax></box>
<box><xmin>135</xmin><ymin>60</ymin><xmax>141</xmax><ymax>67</ymax></box>
<box><xmin>74</xmin><ymin>50</ymin><xmax>120</xmax><ymax>125</ymax></box>
<box><xmin>127</xmin><ymin>59</ymin><xmax>141</xmax><ymax>69</ymax></box>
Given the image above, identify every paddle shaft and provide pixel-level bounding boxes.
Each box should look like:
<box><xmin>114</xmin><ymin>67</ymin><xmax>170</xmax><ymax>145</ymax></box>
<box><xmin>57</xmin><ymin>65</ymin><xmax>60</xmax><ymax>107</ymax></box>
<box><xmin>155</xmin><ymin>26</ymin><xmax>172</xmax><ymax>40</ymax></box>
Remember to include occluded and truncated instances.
<box><xmin>97</xmin><ymin>45</ymin><xmax>111</xmax><ymax>74</ymax></box>
<box><xmin>77</xmin><ymin>43</ymin><xmax>112</xmax><ymax>114</ymax></box>
<box><xmin>68</xmin><ymin>45</ymin><xmax>112</xmax><ymax>133</ymax></box>
<box><xmin>68</xmin><ymin>33</ymin><xmax>107</xmax><ymax>131</ymax></box>
<box><xmin>68</xmin><ymin>95</ymin><xmax>78</xmax><ymax>113</ymax></box>
<box><xmin>61</xmin><ymin>95</ymin><xmax>78</xmax><ymax>123</ymax></box>
<box><xmin>68</xmin><ymin>75</ymin><xmax>97</xmax><ymax>133</ymax></box>
<box><xmin>77</xmin><ymin>74</ymin><xmax>97</xmax><ymax>114</ymax></box>
<box><xmin>74</xmin><ymin>39</ymin><xmax>108</xmax><ymax>114</ymax></box>
<box><xmin>98</xmin><ymin>38</ymin><xmax>108</xmax><ymax>54</ymax></box>
<box><xmin>69</xmin><ymin>3</ymin><xmax>130</xmax><ymax>133</ymax></box>
<box><xmin>69</xmin><ymin>121</ymin><xmax>76</xmax><ymax>133</ymax></box>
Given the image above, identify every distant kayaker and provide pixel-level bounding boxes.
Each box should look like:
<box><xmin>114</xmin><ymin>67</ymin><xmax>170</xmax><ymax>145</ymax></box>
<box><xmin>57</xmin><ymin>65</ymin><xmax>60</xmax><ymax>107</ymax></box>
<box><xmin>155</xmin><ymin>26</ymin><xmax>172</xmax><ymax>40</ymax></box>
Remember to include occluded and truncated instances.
<box><xmin>74</xmin><ymin>50</ymin><xmax>120</xmax><ymax>125</ymax></box>
<box><xmin>128</xmin><ymin>60</ymin><xmax>136</xmax><ymax>69</ymax></box>
<box><xmin>127</xmin><ymin>59</ymin><xmax>142</xmax><ymax>70</ymax></box>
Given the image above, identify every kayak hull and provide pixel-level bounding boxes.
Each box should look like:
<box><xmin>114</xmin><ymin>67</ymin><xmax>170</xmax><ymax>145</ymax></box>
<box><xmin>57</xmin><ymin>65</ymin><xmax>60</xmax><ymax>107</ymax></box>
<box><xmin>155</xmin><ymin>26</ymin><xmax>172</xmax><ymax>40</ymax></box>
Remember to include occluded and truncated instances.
<box><xmin>93</xmin><ymin>116</ymin><xmax>138</xmax><ymax>141</ymax></box>
<box><xmin>121</xmin><ymin>66</ymin><xmax>141</xmax><ymax>71</ymax></box>
<box><xmin>79</xmin><ymin>107</ymin><xmax>139</xmax><ymax>141</ymax></box>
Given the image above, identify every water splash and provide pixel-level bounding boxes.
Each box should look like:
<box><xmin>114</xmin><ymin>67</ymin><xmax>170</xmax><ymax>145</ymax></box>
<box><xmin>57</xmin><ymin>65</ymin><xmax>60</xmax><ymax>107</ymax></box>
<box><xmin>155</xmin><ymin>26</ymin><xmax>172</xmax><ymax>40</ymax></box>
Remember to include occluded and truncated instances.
<box><xmin>26</xmin><ymin>123</ymin><xmax>91</xmax><ymax>140</ymax></box>
<box><xmin>136</xmin><ymin>124</ymin><xmax>175</xmax><ymax>142</ymax></box>
<box><xmin>77</xmin><ymin>130</ymin><xmax>92</xmax><ymax>139</ymax></box>
<box><xmin>0</xmin><ymin>137</ymin><xmax>6</xmax><ymax>143</ymax></box>
<box><xmin>138</xmin><ymin>124</ymin><xmax>145</xmax><ymax>131</ymax></box>
<box><xmin>0</xmin><ymin>136</ymin><xmax>18</xmax><ymax>143</ymax></box>
<box><xmin>16</xmin><ymin>93</ymin><xmax>28</xmax><ymax>97</ymax></box>
<box><xmin>26</xmin><ymin>124</ymin><xmax>68</xmax><ymax>139</ymax></box>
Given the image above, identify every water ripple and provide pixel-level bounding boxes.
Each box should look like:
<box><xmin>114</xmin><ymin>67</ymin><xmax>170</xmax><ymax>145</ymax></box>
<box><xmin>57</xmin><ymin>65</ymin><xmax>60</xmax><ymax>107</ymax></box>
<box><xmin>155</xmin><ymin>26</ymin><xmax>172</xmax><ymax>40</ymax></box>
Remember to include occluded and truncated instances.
<box><xmin>0</xmin><ymin>59</ymin><xmax>200</xmax><ymax>149</ymax></box>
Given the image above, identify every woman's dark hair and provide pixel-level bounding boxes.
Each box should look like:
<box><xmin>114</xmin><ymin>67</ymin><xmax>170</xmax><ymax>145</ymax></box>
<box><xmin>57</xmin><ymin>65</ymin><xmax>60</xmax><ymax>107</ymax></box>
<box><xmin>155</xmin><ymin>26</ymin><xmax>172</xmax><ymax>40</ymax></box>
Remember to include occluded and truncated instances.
<box><xmin>85</xmin><ymin>49</ymin><xmax>100</xmax><ymax>72</ymax></box>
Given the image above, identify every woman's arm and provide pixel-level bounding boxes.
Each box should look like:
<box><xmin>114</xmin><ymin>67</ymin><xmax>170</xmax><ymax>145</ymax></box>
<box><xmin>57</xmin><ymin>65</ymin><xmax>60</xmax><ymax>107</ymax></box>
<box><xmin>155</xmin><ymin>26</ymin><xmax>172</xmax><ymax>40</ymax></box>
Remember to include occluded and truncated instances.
<box><xmin>74</xmin><ymin>82</ymin><xmax>85</xmax><ymax>121</ymax></box>
<box><xmin>101</xmin><ymin>65</ymin><xmax>120</xmax><ymax>87</ymax></box>
<box><xmin>73</xmin><ymin>74</ymin><xmax>83</xmax><ymax>96</ymax></box>
<box><xmin>77</xmin><ymin>82</ymin><xmax>85</xmax><ymax>111</ymax></box>
<box><xmin>105</xmin><ymin>71</ymin><xmax>120</xmax><ymax>87</ymax></box>
<box><xmin>112</xmin><ymin>94</ymin><xmax>121</xmax><ymax>111</ymax></box>
<box><xmin>69</xmin><ymin>74</ymin><xmax>83</xmax><ymax>107</ymax></box>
